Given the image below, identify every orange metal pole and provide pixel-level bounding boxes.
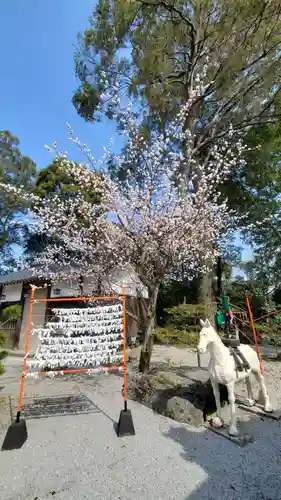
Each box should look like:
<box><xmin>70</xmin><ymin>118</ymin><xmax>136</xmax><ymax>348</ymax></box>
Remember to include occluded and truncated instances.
<box><xmin>17</xmin><ymin>285</ymin><xmax>36</xmax><ymax>421</ymax></box>
<box><xmin>122</xmin><ymin>286</ymin><xmax>127</xmax><ymax>411</ymax></box>
<box><xmin>39</xmin><ymin>365</ymin><xmax>123</xmax><ymax>375</ymax></box>
<box><xmin>255</xmin><ymin>307</ymin><xmax>281</xmax><ymax>323</ymax></box>
<box><xmin>246</xmin><ymin>296</ymin><xmax>264</xmax><ymax>375</ymax></box>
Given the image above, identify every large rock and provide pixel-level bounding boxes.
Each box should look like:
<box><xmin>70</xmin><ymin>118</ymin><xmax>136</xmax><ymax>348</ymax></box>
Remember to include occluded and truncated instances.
<box><xmin>155</xmin><ymin>394</ymin><xmax>204</xmax><ymax>426</ymax></box>
<box><xmin>128</xmin><ymin>370</ymin><xmax>229</xmax><ymax>426</ymax></box>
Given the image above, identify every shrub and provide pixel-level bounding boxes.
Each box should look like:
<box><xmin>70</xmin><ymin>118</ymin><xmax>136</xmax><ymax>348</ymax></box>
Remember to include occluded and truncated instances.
<box><xmin>0</xmin><ymin>331</ymin><xmax>8</xmax><ymax>375</ymax></box>
<box><xmin>154</xmin><ymin>326</ymin><xmax>198</xmax><ymax>347</ymax></box>
<box><xmin>129</xmin><ymin>374</ymin><xmax>158</xmax><ymax>403</ymax></box>
<box><xmin>255</xmin><ymin>308</ymin><xmax>281</xmax><ymax>348</ymax></box>
<box><xmin>154</xmin><ymin>302</ymin><xmax>215</xmax><ymax>347</ymax></box>
<box><xmin>164</xmin><ymin>302</ymin><xmax>216</xmax><ymax>329</ymax></box>
<box><xmin>1</xmin><ymin>304</ymin><xmax>22</xmax><ymax>322</ymax></box>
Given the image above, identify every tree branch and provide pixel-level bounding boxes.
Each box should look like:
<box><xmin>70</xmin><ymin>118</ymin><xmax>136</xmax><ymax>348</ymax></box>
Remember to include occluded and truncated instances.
<box><xmin>138</xmin><ymin>0</ymin><xmax>196</xmax><ymax>35</ymax></box>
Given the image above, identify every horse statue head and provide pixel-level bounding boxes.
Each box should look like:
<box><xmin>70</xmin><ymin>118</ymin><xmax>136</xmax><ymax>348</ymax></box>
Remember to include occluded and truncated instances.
<box><xmin>197</xmin><ymin>318</ymin><xmax>218</xmax><ymax>353</ymax></box>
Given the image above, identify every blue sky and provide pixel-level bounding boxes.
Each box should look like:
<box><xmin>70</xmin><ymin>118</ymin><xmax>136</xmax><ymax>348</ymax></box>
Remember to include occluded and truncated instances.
<box><xmin>0</xmin><ymin>0</ymin><xmax>119</xmax><ymax>170</ymax></box>
<box><xmin>1</xmin><ymin>0</ymin><xmax>252</xmax><ymax>269</ymax></box>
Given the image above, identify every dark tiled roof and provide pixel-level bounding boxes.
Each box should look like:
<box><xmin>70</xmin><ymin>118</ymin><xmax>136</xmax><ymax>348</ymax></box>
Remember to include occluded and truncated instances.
<box><xmin>0</xmin><ymin>269</ymin><xmax>40</xmax><ymax>285</ymax></box>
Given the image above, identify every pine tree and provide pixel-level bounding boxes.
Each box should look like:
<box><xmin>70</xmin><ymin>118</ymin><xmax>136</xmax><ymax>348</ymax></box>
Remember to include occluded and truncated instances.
<box><xmin>72</xmin><ymin>0</ymin><xmax>281</xmax><ymax>305</ymax></box>
<box><xmin>73</xmin><ymin>0</ymin><xmax>281</xmax><ymax>140</ymax></box>
<box><xmin>0</xmin><ymin>131</ymin><xmax>36</xmax><ymax>273</ymax></box>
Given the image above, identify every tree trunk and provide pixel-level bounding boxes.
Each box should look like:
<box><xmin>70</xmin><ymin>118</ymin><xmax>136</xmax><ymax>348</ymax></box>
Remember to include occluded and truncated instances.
<box><xmin>216</xmin><ymin>256</ymin><xmax>223</xmax><ymax>298</ymax></box>
<box><xmin>12</xmin><ymin>319</ymin><xmax>21</xmax><ymax>349</ymax></box>
<box><xmin>198</xmin><ymin>263</ymin><xmax>216</xmax><ymax>325</ymax></box>
<box><xmin>138</xmin><ymin>284</ymin><xmax>159</xmax><ymax>374</ymax></box>
<box><xmin>198</xmin><ymin>266</ymin><xmax>213</xmax><ymax>304</ymax></box>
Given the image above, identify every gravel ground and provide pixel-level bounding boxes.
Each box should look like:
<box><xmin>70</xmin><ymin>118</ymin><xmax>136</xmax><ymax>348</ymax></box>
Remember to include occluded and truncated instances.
<box><xmin>1</xmin><ymin>350</ymin><xmax>281</xmax><ymax>499</ymax></box>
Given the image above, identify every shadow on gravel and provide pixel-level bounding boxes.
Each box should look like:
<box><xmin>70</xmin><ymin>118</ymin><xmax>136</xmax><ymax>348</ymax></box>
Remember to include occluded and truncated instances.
<box><xmin>163</xmin><ymin>423</ymin><xmax>281</xmax><ymax>500</ymax></box>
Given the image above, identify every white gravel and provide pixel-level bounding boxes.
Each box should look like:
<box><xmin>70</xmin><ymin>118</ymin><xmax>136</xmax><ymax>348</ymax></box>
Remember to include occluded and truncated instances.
<box><xmin>1</xmin><ymin>351</ymin><xmax>281</xmax><ymax>499</ymax></box>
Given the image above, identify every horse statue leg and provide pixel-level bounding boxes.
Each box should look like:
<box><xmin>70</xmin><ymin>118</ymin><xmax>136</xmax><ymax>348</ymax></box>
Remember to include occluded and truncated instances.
<box><xmin>210</xmin><ymin>379</ymin><xmax>224</xmax><ymax>428</ymax></box>
<box><xmin>253</xmin><ymin>370</ymin><xmax>272</xmax><ymax>412</ymax></box>
<box><xmin>226</xmin><ymin>381</ymin><xmax>239</xmax><ymax>436</ymax></box>
<box><xmin>245</xmin><ymin>377</ymin><xmax>255</xmax><ymax>407</ymax></box>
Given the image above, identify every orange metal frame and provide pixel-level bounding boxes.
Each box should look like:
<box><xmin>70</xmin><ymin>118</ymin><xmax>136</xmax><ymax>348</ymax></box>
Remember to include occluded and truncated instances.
<box><xmin>255</xmin><ymin>307</ymin><xmax>281</xmax><ymax>323</ymax></box>
<box><xmin>17</xmin><ymin>286</ymin><xmax>127</xmax><ymax>416</ymax></box>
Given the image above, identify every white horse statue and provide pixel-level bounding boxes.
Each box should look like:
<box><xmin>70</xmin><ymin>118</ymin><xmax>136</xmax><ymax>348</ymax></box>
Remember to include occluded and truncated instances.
<box><xmin>198</xmin><ymin>319</ymin><xmax>272</xmax><ymax>436</ymax></box>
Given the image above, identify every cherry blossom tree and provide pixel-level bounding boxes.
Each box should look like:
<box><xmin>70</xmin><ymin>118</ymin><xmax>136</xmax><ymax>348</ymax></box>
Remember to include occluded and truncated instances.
<box><xmin>0</xmin><ymin>74</ymin><xmax>249</xmax><ymax>373</ymax></box>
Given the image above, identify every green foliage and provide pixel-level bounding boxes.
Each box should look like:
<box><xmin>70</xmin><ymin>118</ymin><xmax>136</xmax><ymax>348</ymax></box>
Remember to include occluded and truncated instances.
<box><xmin>0</xmin><ymin>362</ymin><xmax>5</xmax><ymax>376</ymax></box>
<box><xmin>223</xmin><ymin>123</ymin><xmax>281</xmax><ymax>215</ymax></box>
<box><xmin>74</xmin><ymin>0</ymin><xmax>281</xmax><ymax>135</ymax></box>
<box><xmin>221</xmin><ymin>121</ymin><xmax>281</xmax><ymax>286</ymax></box>
<box><xmin>154</xmin><ymin>326</ymin><xmax>198</xmax><ymax>347</ymax></box>
<box><xmin>256</xmin><ymin>324</ymin><xmax>281</xmax><ymax>347</ymax></box>
<box><xmin>0</xmin><ymin>331</ymin><xmax>7</xmax><ymax>345</ymax></box>
<box><xmin>0</xmin><ymin>130</ymin><xmax>36</xmax><ymax>273</ymax></box>
<box><xmin>255</xmin><ymin>305</ymin><xmax>281</xmax><ymax>348</ymax></box>
<box><xmin>225</xmin><ymin>273</ymin><xmax>271</xmax><ymax>317</ymax></box>
<box><xmin>165</xmin><ymin>302</ymin><xmax>215</xmax><ymax>325</ymax></box>
<box><xmin>155</xmin><ymin>302</ymin><xmax>215</xmax><ymax>346</ymax></box>
<box><xmin>156</xmin><ymin>279</ymin><xmax>199</xmax><ymax>325</ymax></box>
<box><xmin>34</xmin><ymin>157</ymin><xmax>104</xmax><ymax>204</ymax></box>
<box><xmin>0</xmin><ymin>331</ymin><xmax>8</xmax><ymax>375</ymax></box>
<box><xmin>1</xmin><ymin>304</ymin><xmax>22</xmax><ymax>323</ymax></box>
<box><xmin>0</xmin><ymin>306</ymin><xmax>21</xmax><ymax>373</ymax></box>
<box><xmin>73</xmin><ymin>0</ymin><xmax>281</xmax><ymax>293</ymax></box>
<box><xmin>72</xmin><ymin>83</ymin><xmax>101</xmax><ymax>123</ymax></box>
<box><xmin>72</xmin><ymin>0</ymin><xmax>281</xmax><ymax>366</ymax></box>
<box><xmin>25</xmin><ymin>157</ymin><xmax>106</xmax><ymax>258</ymax></box>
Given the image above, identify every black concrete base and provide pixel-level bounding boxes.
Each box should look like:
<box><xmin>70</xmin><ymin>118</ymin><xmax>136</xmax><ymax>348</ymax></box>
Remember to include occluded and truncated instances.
<box><xmin>117</xmin><ymin>409</ymin><xmax>135</xmax><ymax>437</ymax></box>
<box><xmin>204</xmin><ymin>422</ymin><xmax>254</xmax><ymax>447</ymax></box>
<box><xmin>1</xmin><ymin>419</ymin><xmax>28</xmax><ymax>451</ymax></box>
<box><xmin>238</xmin><ymin>403</ymin><xmax>281</xmax><ymax>421</ymax></box>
